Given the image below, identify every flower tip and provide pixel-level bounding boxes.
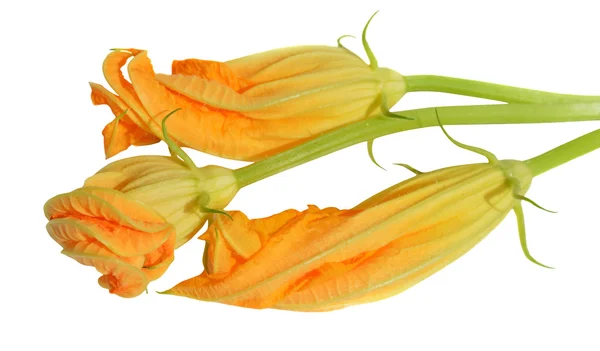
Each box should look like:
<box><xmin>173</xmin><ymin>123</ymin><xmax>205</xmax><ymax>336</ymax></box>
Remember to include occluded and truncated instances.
<box><xmin>336</xmin><ymin>34</ymin><xmax>356</xmax><ymax>49</ymax></box>
<box><xmin>103</xmin><ymin>147</ymin><xmax>115</xmax><ymax>160</ymax></box>
<box><xmin>528</xmin><ymin>257</ymin><xmax>555</xmax><ymax>270</ymax></box>
<box><xmin>109</xmin><ymin>48</ymin><xmax>144</xmax><ymax>56</ymax></box>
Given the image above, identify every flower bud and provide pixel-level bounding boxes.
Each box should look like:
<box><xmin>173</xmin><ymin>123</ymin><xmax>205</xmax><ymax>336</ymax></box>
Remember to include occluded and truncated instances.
<box><xmin>163</xmin><ymin>160</ymin><xmax>533</xmax><ymax>311</ymax></box>
<box><xmin>44</xmin><ymin>155</ymin><xmax>239</xmax><ymax>297</ymax></box>
<box><xmin>44</xmin><ymin>187</ymin><xmax>176</xmax><ymax>298</ymax></box>
<box><xmin>91</xmin><ymin>45</ymin><xmax>406</xmax><ymax>161</ymax></box>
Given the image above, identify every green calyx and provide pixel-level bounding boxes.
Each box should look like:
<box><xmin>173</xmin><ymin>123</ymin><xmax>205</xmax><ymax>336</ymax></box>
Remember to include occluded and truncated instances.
<box><xmin>433</xmin><ymin>114</ymin><xmax>554</xmax><ymax>268</ymax></box>
<box><xmin>158</xmin><ymin>109</ymin><xmax>238</xmax><ymax>245</ymax></box>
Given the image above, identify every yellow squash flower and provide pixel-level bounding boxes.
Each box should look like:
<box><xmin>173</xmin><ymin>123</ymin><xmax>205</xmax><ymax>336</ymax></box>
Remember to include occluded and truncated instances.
<box><xmin>90</xmin><ymin>18</ymin><xmax>406</xmax><ymax>161</ymax></box>
<box><xmin>162</xmin><ymin>155</ymin><xmax>536</xmax><ymax>310</ymax></box>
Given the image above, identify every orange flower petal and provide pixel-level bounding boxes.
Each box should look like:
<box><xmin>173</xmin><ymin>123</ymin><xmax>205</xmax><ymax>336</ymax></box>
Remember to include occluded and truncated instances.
<box><xmin>165</xmin><ymin>206</ymin><xmax>354</xmax><ymax>308</ymax></box>
<box><xmin>249</xmin><ymin>209</ymin><xmax>300</xmax><ymax>243</ymax></box>
<box><xmin>156</xmin><ymin>68</ymin><xmax>377</xmax><ymax>120</ymax></box>
<box><xmin>143</xmin><ymin>230</ymin><xmax>176</xmax><ymax>268</ymax></box>
<box><xmin>90</xmin><ymin>83</ymin><xmax>159</xmax><ymax>158</ymax></box>
<box><xmin>142</xmin><ymin>233</ymin><xmax>175</xmax><ymax>282</ymax></box>
<box><xmin>63</xmin><ymin>250</ymin><xmax>148</xmax><ymax>298</ymax></box>
<box><xmin>142</xmin><ymin>254</ymin><xmax>175</xmax><ymax>282</ymax></box>
<box><xmin>44</xmin><ymin>187</ymin><xmax>174</xmax><ymax>256</ymax></box>
<box><xmin>168</xmin><ymin>167</ymin><xmax>514</xmax><ymax>309</ymax></box>
<box><xmin>128</xmin><ymin>51</ymin><xmax>292</xmax><ymax>160</ymax></box>
<box><xmin>198</xmin><ymin>210</ymin><xmax>300</xmax><ymax>277</ymax></box>
<box><xmin>132</xmin><ymin>50</ymin><xmax>385</xmax><ymax>161</ymax></box>
<box><xmin>213</xmin><ymin>212</ymin><xmax>262</xmax><ymax>259</ymax></box>
<box><xmin>92</xmin><ymin>47</ymin><xmax>405</xmax><ymax>161</ymax></box>
<box><xmin>165</xmin><ymin>162</ymin><xmax>531</xmax><ymax>310</ymax></box>
<box><xmin>200</xmin><ymin>225</ymin><xmax>237</xmax><ymax>276</ymax></box>
<box><xmin>47</xmin><ymin>218</ymin><xmax>120</xmax><ymax>258</ymax></box>
<box><xmin>171</xmin><ymin>59</ymin><xmax>251</xmax><ymax>91</ymax></box>
<box><xmin>90</xmin><ymin>82</ymin><xmax>159</xmax><ymax>158</ymax></box>
<box><xmin>276</xmin><ymin>187</ymin><xmax>514</xmax><ymax>311</ymax></box>
<box><xmin>101</xmin><ymin>50</ymin><xmax>163</xmax><ymax>137</ymax></box>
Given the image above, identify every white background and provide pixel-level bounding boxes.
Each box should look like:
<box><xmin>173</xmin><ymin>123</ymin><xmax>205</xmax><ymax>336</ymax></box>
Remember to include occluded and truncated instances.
<box><xmin>2</xmin><ymin>0</ymin><xmax>599</xmax><ymax>350</ymax></box>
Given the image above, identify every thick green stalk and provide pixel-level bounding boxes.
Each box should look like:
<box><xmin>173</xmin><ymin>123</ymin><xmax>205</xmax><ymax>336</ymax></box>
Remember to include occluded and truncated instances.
<box><xmin>405</xmin><ymin>75</ymin><xmax>600</xmax><ymax>104</ymax></box>
<box><xmin>525</xmin><ymin>128</ymin><xmax>600</xmax><ymax>177</ymax></box>
<box><xmin>234</xmin><ymin>103</ymin><xmax>600</xmax><ymax>187</ymax></box>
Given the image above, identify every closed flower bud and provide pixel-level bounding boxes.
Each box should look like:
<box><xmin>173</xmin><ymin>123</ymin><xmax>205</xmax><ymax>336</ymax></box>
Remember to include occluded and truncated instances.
<box><xmin>163</xmin><ymin>159</ymin><xmax>533</xmax><ymax>311</ymax></box>
<box><xmin>91</xmin><ymin>42</ymin><xmax>406</xmax><ymax>161</ymax></box>
<box><xmin>44</xmin><ymin>155</ymin><xmax>239</xmax><ymax>297</ymax></box>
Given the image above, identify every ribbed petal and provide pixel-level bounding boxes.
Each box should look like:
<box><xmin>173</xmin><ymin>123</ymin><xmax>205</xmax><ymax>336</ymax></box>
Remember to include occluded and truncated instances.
<box><xmin>63</xmin><ymin>251</ymin><xmax>148</xmax><ymax>298</ymax></box>
<box><xmin>44</xmin><ymin>188</ymin><xmax>174</xmax><ymax>256</ymax></box>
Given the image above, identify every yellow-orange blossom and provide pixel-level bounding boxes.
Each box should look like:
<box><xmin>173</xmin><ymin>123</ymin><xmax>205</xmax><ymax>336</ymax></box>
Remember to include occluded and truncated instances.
<box><xmin>163</xmin><ymin>158</ymin><xmax>533</xmax><ymax>311</ymax></box>
<box><xmin>90</xmin><ymin>46</ymin><xmax>406</xmax><ymax>161</ymax></box>
<box><xmin>45</xmin><ymin>154</ymin><xmax>238</xmax><ymax>297</ymax></box>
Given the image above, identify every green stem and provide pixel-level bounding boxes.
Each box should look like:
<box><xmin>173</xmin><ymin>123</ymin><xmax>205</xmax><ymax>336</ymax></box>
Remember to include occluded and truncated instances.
<box><xmin>525</xmin><ymin>128</ymin><xmax>600</xmax><ymax>177</ymax></box>
<box><xmin>234</xmin><ymin>102</ymin><xmax>600</xmax><ymax>187</ymax></box>
<box><xmin>405</xmin><ymin>75</ymin><xmax>600</xmax><ymax>104</ymax></box>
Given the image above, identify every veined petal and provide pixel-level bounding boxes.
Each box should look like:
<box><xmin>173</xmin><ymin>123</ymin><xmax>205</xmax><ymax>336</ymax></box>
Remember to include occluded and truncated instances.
<box><xmin>354</xmin><ymin>164</ymin><xmax>490</xmax><ymax>210</ymax></box>
<box><xmin>47</xmin><ymin>218</ymin><xmax>118</xmax><ymax>258</ymax></box>
<box><xmin>90</xmin><ymin>156</ymin><xmax>189</xmax><ymax>185</ymax></box>
<box><xmin>128</xmin><ymin>51</ymin><xmax>292</xmax><ymax>160</ymax></box>
<box><xmin>101</xmin><ymin>49</ymin><xmax>163</xmax><ymax>138</ymax></box>
<box><xmin>224</xmin><ymin>46</ymin><xmax>363</xmax><ymax>82</ymax></box>
<box><xmin>47</xmin><ymin>218</ymin><xmax>147</xmax><ymax>268</ymax></box>
<box><xmin>249</xmin><ymin>209</ymin><xmax>300</xmax><ymax>243</ymax></box>
<box><xmin>165</xmin><ymin>161</ymin><xmax>533</xmax><ymax>310</ymax></box>
<box><xmin>164</xmin><ymin>206</ymin><xmax>355</xmax><ymax>308</ymax></box>
<box><xmin>44</xmin><ymin>188</ymin><xmax>174</xmax><ymax>256</ymax></box>
<box><xmin>143</xmin><ymin>254</ymin><xmax>175</xmax><ymax>282</ymax></box>
<box><xmin>92</xmin><ymin>46</ymin><xmax>405</xmax><ymax>161</ymax></box>
<box><xmin>276</xmin><ymin>184</ymin><xmax>515</xmax><ymax>311</ymax></box>
<box><xmin>142</xmin><ymin>232</ymin><xmax>176</xmax><ymax>278</ymax></box>
<box><xmin>90</xmin><ymin>82</ymin><xmax>159</xmax><ymax>158</ymax></box>
<box><xmin>63</xmin><ymin>251</ymin><xmax>148</xmax><ymax>298</ymax></box>
<box><xmin>45</xmin><ymin>187</ymin><xmax>170</xmax><ymax>232</ymax></box>
<box><xmin>156</xmin><ymin>73</ymin><xmax>380</xmax><ymax>120</ymax></box>
<box><xmin>213</xmin><ymin>212</ymin><xmax>262</xmax><ymax>260</ymax></box>
<box><xmin>171</xmin><ymin>58</ymin><xmax>251</xmax><ymax>91</ymax></box>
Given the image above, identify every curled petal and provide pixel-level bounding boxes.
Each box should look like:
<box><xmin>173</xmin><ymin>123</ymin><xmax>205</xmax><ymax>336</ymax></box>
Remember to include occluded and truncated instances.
<box><xmin>90</xmin><ymin>83</ymin><xmax>159</xmax><ymax>158</ymax></box>
<box><xmin>200</xmin><ymin>225</ymin><xmax>237</xmax><ymax>276</ymax></box>
<box><xmin>164</xmin><ymin>206</ymin><xmax>355</xmax><ymax>308</ymax></box>
<box><xmin>44</xmin><ymin>187</ymin><xmax>174</xmax><ymax>256</ymax></box>
<box><xmin>63</xmin><ymin>251</ymin><xmax>148</xmax><ymax>298</ymax></box>
<box><xmin>212</xmin><ymin>212</ymin><xmax>262</xmax><ymax>259</ymax></box>
<box><xmin>199</xmin><ymin>210</ymin><xmax>302</xmax><ymax>276</ymax></box>
<box><xmin>143</xmin><ymin>232</ymin><xmax>176</xmax><ymax>270</ymax></box>
<box><xmin>46</xmin><ymin>187</ymin><xmax>177</xmax><ymax>296</ymax></box>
